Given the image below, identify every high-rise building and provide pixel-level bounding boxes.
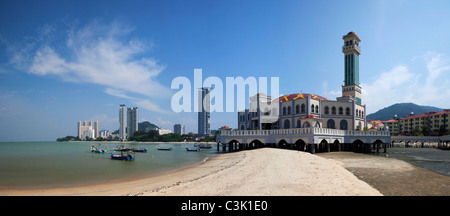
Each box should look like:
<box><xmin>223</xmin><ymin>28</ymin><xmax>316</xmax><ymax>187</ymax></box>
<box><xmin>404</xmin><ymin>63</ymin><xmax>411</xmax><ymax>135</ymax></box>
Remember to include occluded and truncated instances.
<box><xmin>94</xmin><ymin>121</ymin><xmax>99</xmax><ymax>138</ymax></box>
<box><xmin>198</xmin><ymin>87</ymin><xmax>211</xmax><ymax>135</ymax></box>
<box><xmin>119</xmin><ymin>104</ymin><xmax>127</xmax><ymax>140</ymax></box>
<box><xmin>174</xmin><ymin>124</ymin><xmax>185</xmax><ymax>135</ymax></box>
<box><xmin>77</xmin><ymin>120</ymin><xmax>99</xmax><ymax>140</ymax></box>
<box><xmin>127</xmin><ymin>107</ymin><xmax>138</xmax><ymax>138</ymax></box>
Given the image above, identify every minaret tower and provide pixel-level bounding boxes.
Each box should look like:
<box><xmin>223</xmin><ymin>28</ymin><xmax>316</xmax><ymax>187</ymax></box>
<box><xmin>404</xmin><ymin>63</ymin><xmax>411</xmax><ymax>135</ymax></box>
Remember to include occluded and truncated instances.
<box><xmin>342</xmin><ymin>31</ymin><xmax>362</xmax><ymax>104</ymax></box>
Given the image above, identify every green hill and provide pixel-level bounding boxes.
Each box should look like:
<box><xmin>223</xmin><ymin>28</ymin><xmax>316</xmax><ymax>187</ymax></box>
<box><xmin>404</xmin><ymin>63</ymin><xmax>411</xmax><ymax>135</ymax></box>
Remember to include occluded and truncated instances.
<box><xmin>366</xmin><ymin>103</ymin><xmax>443</xmax><ymax>121</ymax></box>
<box><xmin>138</xmin><ymin>121</ymin><xmax>159</xmax><ymax>131</ymax></box>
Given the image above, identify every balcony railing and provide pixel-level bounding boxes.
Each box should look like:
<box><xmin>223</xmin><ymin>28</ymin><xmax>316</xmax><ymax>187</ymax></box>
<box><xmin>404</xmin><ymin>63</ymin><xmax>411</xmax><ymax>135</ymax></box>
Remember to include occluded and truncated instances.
<box><xmin>342</xmin><ymin>45</ymin><xmax>361</xmax><ymax>53</ymax></box>
<box><xmin>220</xmin><ymin>128</ymin><xmax>389</xmax><ymax>137</ymax></box>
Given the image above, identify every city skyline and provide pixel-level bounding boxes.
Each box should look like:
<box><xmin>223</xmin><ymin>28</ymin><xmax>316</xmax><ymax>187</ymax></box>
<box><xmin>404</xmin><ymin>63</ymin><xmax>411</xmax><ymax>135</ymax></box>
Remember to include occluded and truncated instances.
<box><xmin>1</xmin><ymin>0</ymin><xmax>450</xmax><ymax>141</ymax></box>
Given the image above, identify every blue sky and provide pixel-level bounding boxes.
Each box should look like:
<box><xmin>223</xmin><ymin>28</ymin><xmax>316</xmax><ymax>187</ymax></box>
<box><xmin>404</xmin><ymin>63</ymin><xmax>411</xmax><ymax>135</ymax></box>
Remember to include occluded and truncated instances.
<box><xmin>1</xmin><ymin>0</ymin><xmax>450</xmax><ymax>141</ymax></box>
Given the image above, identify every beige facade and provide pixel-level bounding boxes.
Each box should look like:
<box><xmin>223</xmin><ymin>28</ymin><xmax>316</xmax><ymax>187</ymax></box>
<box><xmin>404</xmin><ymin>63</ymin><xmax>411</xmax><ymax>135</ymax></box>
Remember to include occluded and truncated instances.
<box><xmin>77</xmin><ymin>120</ymin><xmax>99</xmax><ymax>140</ymax></box>
<box><xmin>238</xmin><ymin>93</ymin><xmax>367</xmax><ymax>131</ymax></box>
<box><xmin>381</xmin><ymin>110</ymin><xmax>450</xmax><ymax>135</ymax></box>
<box><xmin>238</xmin><ymin>32</ymin><xmax>367</xmax><ymax>131</ymax></box>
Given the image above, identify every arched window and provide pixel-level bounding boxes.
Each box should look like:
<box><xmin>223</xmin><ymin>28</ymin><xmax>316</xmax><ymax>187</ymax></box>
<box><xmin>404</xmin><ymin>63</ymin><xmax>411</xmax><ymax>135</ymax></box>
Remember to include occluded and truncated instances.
<box><xmin>327</xmin><ymin>119</ymin><xmax>335</xmax><ymax>129</ymax></box>
<box><xmin>314</xmin><ymin>121</ymin><xmax>321</xmax><ymax>128</ymax></box>
<box><xmin>332</xmin><ymin>106</ymin><xmax>336</xmax><ymax>115</ymax></box>
<box><xmin>361</xmin><ymin>111</ymin><xmax>364</xmax><ymax>117</ymax></box>
<box><xmin>311</xmin><ymin>104</ymin><xmax>315</xmax><ymax>113</ymax></box>
<box><xmin>303</xmin><ymin>121</ymin><xmax>311</xmax><ymax>128</ymax></box>
<box><xmin>297</xmin><ymin>119</ymin><xmax>301</xmax><ymax>128</ymax></box>
<box><xmin>339</xmin><ymin>107</ymin><xmax>343</xmax><ymax>115</ymax></box>
<box><xmin>295</xmin><ymin>105</ymin><xmax>300</xmax><ymax>114</ymax></box>
<box><xmin>315</xmin><ymin>105</ymin><xmax>319</xmax><ymax>113</ymax></box>
<box><xmin>346</xmin><ymin>107</ymin><xmax>350</xmax><ymax>115</ymax></box>
<box><xmin>283</xmin><ymin>107</ymin><xmax>286</xmax><ymax>115</ymax></box>
<box><xmin>325</xmin><ymin>106</ymin><xmax>329</xmax><ymax>114</ymax></box>
<box><xmin>356</xmin><ymin>109</ymin><xmax>359</xmax><ymax>117</ymax></box>
<box><xmin>240</xmin><ymin>125</ymin><xmax>245</xmax><ymax>130</ymax></box>
<box><xmin>301</xmin><ymin>104</ymin><xmax>305</xmax><ymax>113</ymax></box>
<box><xmin>288</xmin><ymin>106</ymin><xmax>291</xmax><ymax>115</ymax></box>
<box><xmin>284</xmin><ymin>119</ymin><xmax>290</xmax><ymax>129</ymax></box>
<box><xmin>340</xmin><ymin>120</ymin><xmax>348</xmax><ymax>130</ymax></box>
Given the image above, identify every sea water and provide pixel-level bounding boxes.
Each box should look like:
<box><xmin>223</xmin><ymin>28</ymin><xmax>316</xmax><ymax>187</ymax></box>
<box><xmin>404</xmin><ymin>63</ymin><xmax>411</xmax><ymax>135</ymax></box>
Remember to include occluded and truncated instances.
<box><xmin>381</xmin><ymin>147</ymin><xmax>450</xmax><ymax>176</ymax></box>
<box><xmin>0</xmin><ymin>141</ymin><xmax>217</xmax><ymax>189</ymax></box>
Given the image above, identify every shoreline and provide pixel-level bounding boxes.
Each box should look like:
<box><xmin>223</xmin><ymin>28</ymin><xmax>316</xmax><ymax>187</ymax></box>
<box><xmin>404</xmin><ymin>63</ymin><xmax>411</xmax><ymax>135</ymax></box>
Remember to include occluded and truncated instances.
<box><xmin>0</xmin><ymin>150</ymin><xmax>242</xmax><ymax>196</ymax></box>
<box><xmin>2</xmin><ymin>148</ymin><xmax>449</xmax><ymax>196</ymax></box>
<box><xmin>66</xmin><ymin>141</ymin><xmax>216</xmax><ymax>144</ymax></box>
<box><xmin>0</xmin><ymin>148</ymin><xmax>380</xmax><ymax>196</ymax></box>
<box><xmin>319</xmin><ymin>152</ymin><xmax>450</xmax><ymax>196</ymax></box>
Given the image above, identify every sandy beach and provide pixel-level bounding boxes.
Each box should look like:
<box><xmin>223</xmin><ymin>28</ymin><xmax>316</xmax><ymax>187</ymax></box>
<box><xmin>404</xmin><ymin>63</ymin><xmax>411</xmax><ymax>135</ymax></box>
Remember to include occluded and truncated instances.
<box><xmin>1</xmin><ymin>148</ymin><xmax>383</xmax><ymax>196</ymax></box>
<box><xmin>319</xmin><ymin>152</ymin><xmax>450</xmax><ymax>196</ymax></box>
<box><xmin>2</xmin><ymin>148</ymin><xmax>449</xmax><ymax>196</ymax></box>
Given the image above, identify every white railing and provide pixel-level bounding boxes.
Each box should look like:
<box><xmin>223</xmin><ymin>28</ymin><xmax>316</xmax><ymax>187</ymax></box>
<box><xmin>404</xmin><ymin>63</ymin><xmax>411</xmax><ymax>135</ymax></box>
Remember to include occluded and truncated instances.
<box><xmin>221</xmin><ymin>128</ymin><xmax>347</xmax><ymax>136</ymax></box>
<box><xmin>345</xmin><ymin>130</ymin><xmax>390</xmax><ymax>136</ymax></box>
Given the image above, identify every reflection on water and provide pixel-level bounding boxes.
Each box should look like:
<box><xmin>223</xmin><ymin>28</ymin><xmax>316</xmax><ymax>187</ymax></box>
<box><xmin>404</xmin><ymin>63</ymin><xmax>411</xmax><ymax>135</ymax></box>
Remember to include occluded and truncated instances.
<box><xmin>378</xmin><ymin>147</ymin><xmax>450</xmax><ymax>176</ymax></box>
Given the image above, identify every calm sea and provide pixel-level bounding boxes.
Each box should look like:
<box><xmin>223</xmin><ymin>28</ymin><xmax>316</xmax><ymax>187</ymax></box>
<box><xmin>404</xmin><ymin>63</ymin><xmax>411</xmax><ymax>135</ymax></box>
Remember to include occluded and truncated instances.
<box><xmin>0</xmin><ymin>141</ymin><xmax>217</xmax><ymax>189</ymax></box>
<box><xmin>381</xmin><ymin>147</ymin><xmax>450</xmax><ymax>176</ymax></box>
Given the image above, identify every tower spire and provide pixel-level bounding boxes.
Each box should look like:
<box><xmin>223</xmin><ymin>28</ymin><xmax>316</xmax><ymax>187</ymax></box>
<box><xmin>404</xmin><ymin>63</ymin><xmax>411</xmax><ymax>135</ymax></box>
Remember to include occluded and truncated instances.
<box><xmin>342</xmin><ymin>31</ymin><xmax>362</xmax><ymax>105</ymax></box>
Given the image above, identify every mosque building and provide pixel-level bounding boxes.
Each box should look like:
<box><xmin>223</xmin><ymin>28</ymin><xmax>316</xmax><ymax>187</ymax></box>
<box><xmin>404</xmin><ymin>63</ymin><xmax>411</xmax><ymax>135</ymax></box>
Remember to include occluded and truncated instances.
<box><xmin>238</xmin><ymin>32</ymin><xmax>367</xmax><ymax>131</ymax></box>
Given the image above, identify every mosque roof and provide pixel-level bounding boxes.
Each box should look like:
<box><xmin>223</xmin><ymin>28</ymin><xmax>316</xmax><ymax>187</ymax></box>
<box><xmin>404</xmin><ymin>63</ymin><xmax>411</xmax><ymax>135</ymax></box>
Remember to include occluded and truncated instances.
<box><xmin>343</xmin><ymin>31</ymin><xmax>361</xmax><ymax>42</ymax></box>
<box><xmin>273</xmin><ymin>93</ymin><xmax>329</xmax><ymax>102</ymax></box>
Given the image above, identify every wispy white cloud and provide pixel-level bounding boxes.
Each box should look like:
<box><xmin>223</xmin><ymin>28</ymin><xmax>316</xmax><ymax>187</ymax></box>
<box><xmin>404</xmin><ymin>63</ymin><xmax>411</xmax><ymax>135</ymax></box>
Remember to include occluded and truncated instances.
<box><xmin>321</xmin><ymin>81</ymin><xmax>341</xmax><ymax>99</ymax></box>
<box><xmin>8</xmin><ymin>20</ymin><xmax>172</xmax><ymax>113</ymax></box>
<box><xmin>104</xmin><ymin>88</ymin><xmax>138</xmax><ymax>100</ymax></box>
<box><xmin>135</xmin><ymin>99</ymin><xmax>171</xmax><ymax>114</ymax></box>
<box><xmin>362</xmin><ymin>52</ymin><xmax>450</xmax><ymax>114</ymax></box>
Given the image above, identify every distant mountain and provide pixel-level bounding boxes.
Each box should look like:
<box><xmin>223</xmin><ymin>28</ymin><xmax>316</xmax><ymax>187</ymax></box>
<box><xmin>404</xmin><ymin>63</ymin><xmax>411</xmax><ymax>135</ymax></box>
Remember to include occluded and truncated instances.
<box><xmin>138</xmin><ymin>121</ymin><xmax>159</xmax><ymax>131</ymax></box>
<box><xmin>366</xmin><ymin>103</ymin><xmax>443</xmax><ymax>121</ymax></box>
<box><xmin>112</xmin><ymin>121</ymin><xmax>160</xmax><ymax>134</ymax></box>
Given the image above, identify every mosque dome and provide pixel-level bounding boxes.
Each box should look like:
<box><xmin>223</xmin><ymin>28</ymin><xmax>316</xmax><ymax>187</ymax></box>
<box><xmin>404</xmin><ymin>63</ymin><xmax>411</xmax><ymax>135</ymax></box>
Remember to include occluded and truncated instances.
<box><xmin>273</xmin><ymin>93</ymin><xmax>329</xmax><ymax>102</ymax></box>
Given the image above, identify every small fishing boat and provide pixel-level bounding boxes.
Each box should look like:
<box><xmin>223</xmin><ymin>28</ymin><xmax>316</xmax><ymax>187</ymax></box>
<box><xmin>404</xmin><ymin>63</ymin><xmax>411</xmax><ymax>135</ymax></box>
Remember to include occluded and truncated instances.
<box><xmin>198</xmin><ymin>144</ymin><xmax>212</xmax><ymax>149</ymax></box>
<box><xmin>113</xmin><ymin>146</ymin><xmax>133</xmax><ymax>151</ymax></box>
<box><xmin>132</xmin><ymin>148</ymin><xmax>147</xmax><ymax>152</ymax></box>
<box><xmin>90</xmin><ymin>146</ymin><xmax>107</xmax><ymax>153</ymax></box>
<box><xmin>110</xmin><ymin>150</ymin><xmax>135</xmax><ymax>161</ymax></box>
<box><xmin>186</xmin><ymin>147</ymin><xmax>200</xmax><ymax>152</ymax></box>
<box><xmin>157</xmin><ymin>147</ymin><xmax>172</xmax><ymax>151</ymax></box>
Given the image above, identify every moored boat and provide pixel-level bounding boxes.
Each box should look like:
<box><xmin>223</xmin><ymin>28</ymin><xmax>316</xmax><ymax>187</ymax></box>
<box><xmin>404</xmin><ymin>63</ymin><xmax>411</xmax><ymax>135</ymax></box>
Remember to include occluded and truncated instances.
<box><xmin>109</xmin><ymin>151</ymin><xmax>135</xmax><ymax>161</ymax></box>
<box><xmin>90</xmin><ymin>146</ymin><xmax>107</xmax><ymax>153</ymax></box>
<box><xmin>132</xmin><ymin>148</ymin><xmax>147</xmax><ymax>152</ymax></box>
<box><xmin>186</xmin><ymin>147</ymin><xmax>200</xmax><ymax>152</ymax></box>
<box><xmin>157</xmin><ymin>147</ymin><xmax>172</xmax><ymax>151</ymax></box>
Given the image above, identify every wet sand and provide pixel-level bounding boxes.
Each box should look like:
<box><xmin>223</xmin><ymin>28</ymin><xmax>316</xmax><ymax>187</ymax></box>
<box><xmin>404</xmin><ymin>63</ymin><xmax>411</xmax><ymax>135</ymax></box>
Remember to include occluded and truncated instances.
<box><xmin>318</xmin><ymin>152</ymin><xmax>450</xmax><ymax>196</ymax></box>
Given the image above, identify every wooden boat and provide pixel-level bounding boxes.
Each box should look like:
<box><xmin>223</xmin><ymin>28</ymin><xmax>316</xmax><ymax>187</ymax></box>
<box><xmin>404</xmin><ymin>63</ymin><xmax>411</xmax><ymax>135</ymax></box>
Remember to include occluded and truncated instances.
<box><xmin>90</xmin><ymin>146</ymin><xmax>107</xmax><ymax>153</ymax></box>
<box><xmin>198</xmin><ymin>144</ymin><xmax>212</xmax><ymax>149</ymax></box>
<box><xmin>157</xmin><ymin>147</ymin><xmax>172</xmax><ymax>151</ymax></box>
<box><xmin>132</xmin><ymin>148</ymin><xmax>147</xmax><ymax>152</ymax></box>
<box><xmin>92</xmin><ymin>149</ymin><xmax>107</xmax><ymax>153</ymax></box>
<box><xmin>113</xmin><ymin>146</ymin><xmax>132</xmax><ymax>151</ymax></box>
<box><xmin>110</xmin><ymin>150</ymin><xmax>135</xmax><ymax>161</ymax></box>
<box><xmin>186</xmin><ymin>147</ymin><xmax>200</xmax><ymax>152</ymax></box>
